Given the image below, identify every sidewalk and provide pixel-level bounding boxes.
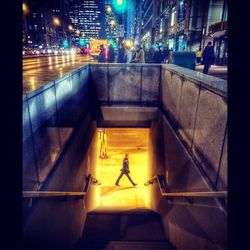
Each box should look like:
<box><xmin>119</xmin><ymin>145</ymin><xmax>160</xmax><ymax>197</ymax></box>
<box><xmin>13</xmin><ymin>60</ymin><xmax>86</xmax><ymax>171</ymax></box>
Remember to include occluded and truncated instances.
<box><xmin>196</xmin><ymin>64</ymin><xmax>228</xmax><ymax>80</ymax></box>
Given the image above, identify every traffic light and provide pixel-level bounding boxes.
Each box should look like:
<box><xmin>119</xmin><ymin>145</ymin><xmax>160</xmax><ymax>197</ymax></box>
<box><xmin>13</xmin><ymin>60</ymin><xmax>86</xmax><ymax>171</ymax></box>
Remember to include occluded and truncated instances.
<box><xmin>112</xmin><ymin>0</ymin><xmax>126</xmax><ymax>12</ymax></box>
<box><xmin>79</xmin><ymin>39</ymin><xmax>85</xmax><ymax>47</ymax></box>
<box><xmin>63</xmin><ymin>40</ymin><xmax>69</xmax><ymax>48</ymax></box>
<box><xmin>108</xmin><ymin>39</ymin><xmax>117</xmax><ymax>48</ymax></box>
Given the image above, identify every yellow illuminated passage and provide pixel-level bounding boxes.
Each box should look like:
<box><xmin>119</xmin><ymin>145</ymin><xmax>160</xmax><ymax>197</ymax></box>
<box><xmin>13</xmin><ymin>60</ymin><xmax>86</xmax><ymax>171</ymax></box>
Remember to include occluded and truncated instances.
<box><xmin>96</xmin><ymin>128</ymin><xmax>150</xmax><ymax>210</ymax></box>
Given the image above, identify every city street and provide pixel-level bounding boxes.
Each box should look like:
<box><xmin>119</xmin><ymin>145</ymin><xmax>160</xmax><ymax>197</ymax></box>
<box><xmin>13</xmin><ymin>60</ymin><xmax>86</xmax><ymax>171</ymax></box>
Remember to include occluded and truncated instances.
<box><xmin>23</xmin><ymin>54</ymin><xmax>93</xmax><ymax>93</ymax></box>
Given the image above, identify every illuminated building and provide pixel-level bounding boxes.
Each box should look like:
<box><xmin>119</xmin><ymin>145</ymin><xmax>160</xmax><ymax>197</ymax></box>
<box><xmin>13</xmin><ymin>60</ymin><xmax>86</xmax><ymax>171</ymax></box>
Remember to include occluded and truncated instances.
<box><xmin>69</xmin><ymin>0</ymin><xmax>105</xmax><ymax>45</ymax></box>
<box><xmin>138</xmin><ymin>0</ymin><xmax>227</xmax><ymax>65</ymax></box>
<box><xmin>104</xmin><ymin>0</ymin><xmax>117</xmax><ymax>41</ymax></box>
<box><xmin>23</xmin><ymin>0</ymin><xmax>70</xmax><ymax>48</ymax></box>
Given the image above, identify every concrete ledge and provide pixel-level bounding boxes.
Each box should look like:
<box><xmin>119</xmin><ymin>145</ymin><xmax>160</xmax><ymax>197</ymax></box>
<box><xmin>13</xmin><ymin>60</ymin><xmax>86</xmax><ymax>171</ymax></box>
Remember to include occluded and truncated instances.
<box><xmin>162</xmin><ymin>64</ymin><xmax>227</xmax><ymax>97</ymax></box>
<box><xmin>90</xmin><ymin>64</ymin><xmax>108</xmax><ymax>101</ymax></box>
<box><xmin>99</xmin><ymin>106</ymin><xmax>159</xmax><ymax>122</ymax></box>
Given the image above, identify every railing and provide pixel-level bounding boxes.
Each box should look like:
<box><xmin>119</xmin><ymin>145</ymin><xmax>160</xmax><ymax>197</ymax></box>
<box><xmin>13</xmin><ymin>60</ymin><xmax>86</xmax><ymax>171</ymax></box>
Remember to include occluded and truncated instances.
<box><xmin>23</xmin><ymin>175</ymin><xmax>101</xmax><ymax>199</ymax></box>
<box><xmin>144</xmin><ymin>175</ymin><xmax>227</xmax><ymax>198</ymax></box>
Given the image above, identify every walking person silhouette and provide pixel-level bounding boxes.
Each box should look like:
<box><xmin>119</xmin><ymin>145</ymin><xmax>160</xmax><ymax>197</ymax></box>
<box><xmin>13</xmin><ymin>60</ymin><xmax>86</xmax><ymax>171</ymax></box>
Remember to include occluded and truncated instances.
<box><xmin>115</xmin><ymin>153</ymin><xmax>137</xmax><ymax>187</ymax></box>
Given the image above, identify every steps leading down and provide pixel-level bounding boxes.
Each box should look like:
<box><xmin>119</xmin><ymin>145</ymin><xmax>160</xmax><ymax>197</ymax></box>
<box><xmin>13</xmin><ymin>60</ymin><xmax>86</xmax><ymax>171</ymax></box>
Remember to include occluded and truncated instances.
<box><xmin>71</xmin><ymin>209</ymin><xmax>176</xmax><ymax>250</ymax></box>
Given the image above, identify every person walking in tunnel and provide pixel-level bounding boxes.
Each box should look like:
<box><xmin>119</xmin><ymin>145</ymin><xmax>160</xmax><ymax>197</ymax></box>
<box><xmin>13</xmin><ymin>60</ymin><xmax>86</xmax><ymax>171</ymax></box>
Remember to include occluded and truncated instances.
<box><xmin>115</xmin><ymin>153</ymin><xmax>137</xmax><ymax>186</ymax></box>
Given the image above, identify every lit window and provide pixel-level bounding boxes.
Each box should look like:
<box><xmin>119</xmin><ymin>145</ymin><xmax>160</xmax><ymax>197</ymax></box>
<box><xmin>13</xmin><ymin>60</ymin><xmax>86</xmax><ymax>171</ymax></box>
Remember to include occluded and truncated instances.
<box><xmin>171</xmin><ymin>10</ymin><xmax>176</xmax><ymax>26</ymax></box>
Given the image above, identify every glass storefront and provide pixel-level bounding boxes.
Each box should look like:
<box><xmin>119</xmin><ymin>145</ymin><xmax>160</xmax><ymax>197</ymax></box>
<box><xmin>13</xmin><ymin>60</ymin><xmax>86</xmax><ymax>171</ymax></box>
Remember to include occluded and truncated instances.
<box><xmin>168</xmin><ymin>38</ymin><xmax>175</xmax><ymax>51</ymax></box>
<box><xmin>213</xmin><ymin>36</ymin><xmax>227</xmax><ymax>65</ymax></box>
<box><xmin>176</xmin><ymin>35</ymin><xmax>187</xmax><ymax>51</ymax></box>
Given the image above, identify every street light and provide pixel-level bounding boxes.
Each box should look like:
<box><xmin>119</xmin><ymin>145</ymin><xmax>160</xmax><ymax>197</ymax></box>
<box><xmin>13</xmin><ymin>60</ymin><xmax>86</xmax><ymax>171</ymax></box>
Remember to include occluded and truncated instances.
<box><xmin>53</xmin><ymin>17</ymin><xmax>61</xmax><ymax>48</ymax></box>
<box><xmin>23</xmin><ymin>3</ymin><xmax>28</xmax><ymax>14</ymax></box>
<box><xmin>68</xmin><ymin>25</ymin><xmax>73</xmax><ymax>31</ymax></box>
<box><xmin>53</xmin><ymin>17</ymin><xmax>61</xmax><ymax>26</ymax></box>
<box><xmin>76</xmin><ymin>29</ymin><xmax>80</xmax><ymax>35</ymax></box>
<box><xmin>106</xmin><ymin>6</ymin><xmax>112</xmax><ymax>14</ymax></box>
<box><xmin>23</xmin><ymin>3</ymin><xmax>29</xmax><ymax>47</ymax></box>
<box><xmin>110</xmin><ymin>20</ymin><xmax>116</xmax><ymax>26</ymax></box>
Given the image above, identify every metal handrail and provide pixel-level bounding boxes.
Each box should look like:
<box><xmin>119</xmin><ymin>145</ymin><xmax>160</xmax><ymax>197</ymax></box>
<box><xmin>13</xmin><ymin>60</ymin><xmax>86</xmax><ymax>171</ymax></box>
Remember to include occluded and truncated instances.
<box><xmin>23</xmin><ymin>175</ymin><xmax>101</xmax><ymax>199</ymax></box>
<box><xmin>22</xmin><ymin>191</ymin><xmax>87</xmax><ymax>198</ymax></box>
<box><xmin>144</xmin><ymin>175</ymin><xmax>227</xmax><ymax>198</ymax></box>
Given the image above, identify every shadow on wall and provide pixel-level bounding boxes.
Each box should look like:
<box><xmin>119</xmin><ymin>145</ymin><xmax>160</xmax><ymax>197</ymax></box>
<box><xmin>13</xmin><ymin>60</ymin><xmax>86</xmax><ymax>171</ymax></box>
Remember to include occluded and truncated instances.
<box><xmin>160</xmin><ymin>203</ymin><xmax>227</xmax><ymax>250</ymax></box>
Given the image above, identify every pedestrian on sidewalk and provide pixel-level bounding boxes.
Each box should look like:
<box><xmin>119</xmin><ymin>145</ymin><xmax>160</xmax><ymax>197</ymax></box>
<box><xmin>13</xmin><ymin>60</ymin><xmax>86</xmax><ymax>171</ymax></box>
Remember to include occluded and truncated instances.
<box><xmin>153</xmin><ymin>46</ymin><xmax>163</xmax><ymax>63</ymax></box>
<box><xmin>124</xmin><ymin>45</ymin><xmax>132</xmax><ymax>63</ymax></box>
<box><xmin>202</xmin><ymin>42</ymin><xmax>215</xmax><ymax>74</ymax></box>
<box><xmin>134</xmin><ymin>44</ymin><xmax>145</xmax><ymax>63</ymax></box>
<box><xmin>107</xmin><ymin>44</ymin><xmax>115</xmax><ymax>63</ymax></box>
<box><xmin>117</xmin><ymin>43</ymin><xmax>126</xmax><ymax>63</ymax></box>
<box><xmin>98</xmin><ymin>44</ymin><xmax>106</xmax><ymax>62</ymax></box>
<box><xmin>168</xmin><ymin>48</ymin><xmax>173</xmax><ymax>64</ymax></box>
<box><xmin>115</xmin><ymin>153</ymin><xmax>138</xmax><ymax>187</ymax></box>
<box><xmin>163</xmin><ymin>46</ymin><xmax>170</xmax><ymax>63</ymax></box>
<box><xmin>196</xmin><ymin>49</ymin><xmax>202</xmax><ymax>64</ymax></box>
<box><xmin>130</xmin><ymin>47</ymin><xmax>136</xmax><ymax>63</ymax></box>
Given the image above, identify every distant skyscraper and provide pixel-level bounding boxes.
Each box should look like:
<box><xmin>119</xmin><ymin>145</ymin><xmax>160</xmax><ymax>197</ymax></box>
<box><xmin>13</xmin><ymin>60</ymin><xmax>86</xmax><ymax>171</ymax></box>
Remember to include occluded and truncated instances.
<box><xmin>69</xmin><ymin>0</ymin><xmax>105</xmax><ymax>45</ymax></box>
<box><xmin>126</xmin><ymin>0</ymin><xmax>135</xmax><ymax>40</ymax></box>
<box><xmin>69</xmin><ymin>0</ymin><xmax>79</xmax><ymax>44</ymax></box>
<box><xmin>104</xmin><ymin>0</ymin><xmax>117</xmax><ymax>41</ymax></box>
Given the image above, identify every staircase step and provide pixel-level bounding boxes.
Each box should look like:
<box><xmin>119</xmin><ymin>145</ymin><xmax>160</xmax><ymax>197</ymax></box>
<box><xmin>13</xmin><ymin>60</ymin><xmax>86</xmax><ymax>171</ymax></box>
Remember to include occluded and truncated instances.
<box><xmin>90</xmin><ymin>207</ymin><xmax>153</xmax><ymax>214</ymax></box>
<box><xmin>72</xmin><ymin>240</ymin><xmax>177</xmax><ymax>250</ymax></box>
<box><xmin>82</xmin><ymin>212</ymin><xmax>167</xmax><ymax>241</ymax></box>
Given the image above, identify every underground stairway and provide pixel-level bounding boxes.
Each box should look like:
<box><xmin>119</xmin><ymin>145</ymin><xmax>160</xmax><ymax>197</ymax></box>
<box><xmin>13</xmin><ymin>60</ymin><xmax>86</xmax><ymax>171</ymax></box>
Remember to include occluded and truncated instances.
<box><xmin>23</xmin><ymin>61</ymin><xmax>228</xmax><ymax>249</ymax></box>
<box><xmin>71</xmin><ymin>209</ymin><xmax>176</xmax><ymax>250</ymax></box>
<box><xmin>69</xmin><ymin>128</ymin><xmax>176</xmax><ymax>249</ymax></box>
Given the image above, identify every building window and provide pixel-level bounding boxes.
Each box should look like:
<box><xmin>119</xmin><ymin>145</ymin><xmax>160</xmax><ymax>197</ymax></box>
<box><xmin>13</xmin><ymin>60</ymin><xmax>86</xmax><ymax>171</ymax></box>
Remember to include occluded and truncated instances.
<box><xmin>33</xmin><ymin>13</ymin><xmax>36</xmax><ymax>18</ymax></box>
<box><xmin>178</xmin><ymin>0</ymin><xmax>187</xmax><ymax>22</ymax></box>
<box><xmin>171</xmin><ymin>9</ymin><xmax>176</xmax><ymax>26</ymax></box>
<box><xmin>34</xmin><ymin>25</ymin><xmax>37</xmax><ymax>30</ymax></box>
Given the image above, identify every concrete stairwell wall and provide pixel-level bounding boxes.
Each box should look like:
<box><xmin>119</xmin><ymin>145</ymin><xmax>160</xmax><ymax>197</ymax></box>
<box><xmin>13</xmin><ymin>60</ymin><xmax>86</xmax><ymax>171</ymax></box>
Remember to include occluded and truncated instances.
<box><xmin>23</xmin><ymin>65</ymin><xmax>99</xmax><ymax>250</ymax></box>
<box><xmin>161</xmin><ymin>64</ymin><xmax>227</xmax><ymax>191</ymax></box>
<box><xmin>148</xmin><ymin>65</ymin><xmax>227</xmax><ymax>250</ymax></box>
<box><xmin>89</xmin><ymin>63</ymin><xmax>160</xmax><ymax>127</ymax></box>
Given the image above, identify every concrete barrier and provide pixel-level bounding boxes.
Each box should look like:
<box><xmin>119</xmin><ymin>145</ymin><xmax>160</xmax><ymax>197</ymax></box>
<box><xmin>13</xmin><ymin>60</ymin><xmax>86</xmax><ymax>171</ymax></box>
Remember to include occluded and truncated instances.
<box><xmin>161</xmin><ymin>64</ymin><xmax>227</xmax><ymax>189</ymax></box>
<box><xmin>23</xmin><ymin>66</ymin><xmax>91</xmax><ymax>191</ymax></box>
<box><xmin>89</xmin><ymin>63</ymin><xmax>160</xmax><ymax>105</ymax></box>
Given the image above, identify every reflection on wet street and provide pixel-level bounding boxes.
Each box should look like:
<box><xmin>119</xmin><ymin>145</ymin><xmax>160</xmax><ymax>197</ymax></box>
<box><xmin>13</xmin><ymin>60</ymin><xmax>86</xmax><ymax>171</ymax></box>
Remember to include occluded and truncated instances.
<box><xmin>23</xmin><ymin>54</ymin><xmax>92</xmax><ymax>94</ymax></box>
<box><xmin>97</xmin><ymin>128</ymin><xmax>150</xmax><ymax>210</ymax></box>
